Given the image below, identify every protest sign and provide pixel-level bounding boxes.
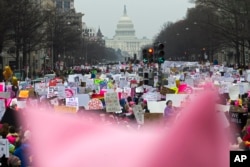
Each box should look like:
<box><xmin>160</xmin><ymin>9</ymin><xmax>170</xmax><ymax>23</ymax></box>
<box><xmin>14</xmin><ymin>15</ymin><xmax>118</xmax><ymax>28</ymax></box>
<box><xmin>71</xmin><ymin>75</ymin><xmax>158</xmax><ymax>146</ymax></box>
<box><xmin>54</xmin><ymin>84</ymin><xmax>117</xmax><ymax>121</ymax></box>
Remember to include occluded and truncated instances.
<box><xmin>0</xmin><ymin>139</ymin><xmax>9</xmax><ymax>158</ymax></box>
<box><xmin>76</xmin><ymin>94</ymin><xmax>90</xmax><ymax>107</ymax></box>
<box><xmin>54</xmin><ymin>106</ymin><xmax>78</xmax><ymax>114</ymax></box>
<box><xmin>104</xmin><ymin>92</ymin><xmax>121</xmax><ymax>112</ymax></box>
<box><xmin>57</xmin><ymin>84</ymin><xmax>66</xmax><ymax>99</ymax></box>
<box><xmin>88</xmin><ymin>98</ymin><xmax>103</xmax><ymax>110</ymax></box>
<box><xmin>229</xmin><ymin>85</ymin><xmax>239</xmax><ymax>100</ymax></box>
<box><xmin>160</xmin><ymin>86</ymin><xmax>175</xmax><ymax>95</ymax></box>
<box><xmin>0</xmin><ymin>82</ymin><xmax>5</xmax><ymax>92</ymax></box>
<box><xmin>147</xmin><ymin>101</ymin><xmax>165</xmax><ymax>113</ymax></box>
<box><xmin>66</xmin><ymin>97</ymin><xmax>79</xmax><ymax>107</ymax></box>
<box><xmin>0</xmin><ymin>92</ymin><xmax>10</xmax><ymax>99</ymax></box>
<box><xmin>0</xmin><ymin>99</ymin><xmax>6</xmax><ymax>121</ymax></box>
<box><xmin>166</xmin><ymin>94</ymin><xmax>189</xmax><ymax>107</ymax></box>
<box><xmin>132</xmin><ymin>105</ymin><xmax>144</xmax><ymax>125</ymax></box>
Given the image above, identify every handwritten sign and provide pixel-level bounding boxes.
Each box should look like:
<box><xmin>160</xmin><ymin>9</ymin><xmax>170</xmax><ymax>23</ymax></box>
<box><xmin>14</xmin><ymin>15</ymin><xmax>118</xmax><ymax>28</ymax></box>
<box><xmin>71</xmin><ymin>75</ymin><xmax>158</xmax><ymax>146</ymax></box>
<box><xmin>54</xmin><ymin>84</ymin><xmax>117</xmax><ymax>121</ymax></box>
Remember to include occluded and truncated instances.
<box><xmin>104</xmin><ymin>92</ymin><xmax>121</xmax><ymax>112</ymax></box>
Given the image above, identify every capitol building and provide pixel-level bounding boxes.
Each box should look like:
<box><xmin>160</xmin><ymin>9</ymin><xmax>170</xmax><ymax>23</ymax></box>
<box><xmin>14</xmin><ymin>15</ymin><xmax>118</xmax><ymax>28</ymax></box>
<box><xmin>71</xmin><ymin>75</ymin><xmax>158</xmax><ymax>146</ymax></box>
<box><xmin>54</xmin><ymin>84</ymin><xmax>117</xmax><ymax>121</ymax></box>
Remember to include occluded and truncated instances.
<box><xmin>105</xmin><ymin>6</ymin><xmax>152</xmax><ymax>60</ymax></box>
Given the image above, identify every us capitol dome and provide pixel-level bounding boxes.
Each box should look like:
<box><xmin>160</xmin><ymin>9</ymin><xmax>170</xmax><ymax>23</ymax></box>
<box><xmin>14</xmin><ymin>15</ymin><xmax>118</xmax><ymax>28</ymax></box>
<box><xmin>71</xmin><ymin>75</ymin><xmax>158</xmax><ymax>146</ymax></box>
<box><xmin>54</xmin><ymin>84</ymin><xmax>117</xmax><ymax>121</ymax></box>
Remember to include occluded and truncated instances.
<box><xmin>105</xmin><ymin>5</ymin><xmax>152</xmax><ymax>60</ymax></box>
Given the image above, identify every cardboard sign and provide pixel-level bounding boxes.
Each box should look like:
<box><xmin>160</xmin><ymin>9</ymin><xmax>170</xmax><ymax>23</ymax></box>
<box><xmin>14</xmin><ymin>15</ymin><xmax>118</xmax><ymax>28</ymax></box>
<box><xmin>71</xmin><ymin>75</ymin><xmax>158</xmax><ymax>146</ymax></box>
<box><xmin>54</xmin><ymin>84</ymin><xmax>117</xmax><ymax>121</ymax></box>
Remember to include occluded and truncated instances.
<box><xmin>104</xmin><ymin>92</ymin><xmax>121</xmax><ymax>112</ymax></box>
<box><xmin>144</xmin><ymin>113</ymin><xmax>163</xmax><ymax>124</ymax></box>
<box><xmin>54</xmin><ymin>106</ymin><xmax>78</xmax><ymax>114</ymax></box>
<box><xmin>160</xmin><ymin>86</ymin><xmax>175</xmax><ymax>95</ymax></box>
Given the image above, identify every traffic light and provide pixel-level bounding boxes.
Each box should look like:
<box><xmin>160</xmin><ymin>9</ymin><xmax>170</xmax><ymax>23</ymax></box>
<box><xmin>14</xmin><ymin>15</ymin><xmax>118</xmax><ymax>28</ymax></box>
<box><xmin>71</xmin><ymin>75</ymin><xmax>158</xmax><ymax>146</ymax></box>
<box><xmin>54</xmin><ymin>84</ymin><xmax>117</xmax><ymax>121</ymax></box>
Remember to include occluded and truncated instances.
<box><xmin>148</xmin><ymin>48</ymin><xmax>154</xmax><ymax>55</ymax></box>
<box><xmin>157</xmin><ymin>43</ymin><xmax>165</xmax><ymax>56</ymax></box>
<box><xmin>158</xmin><ymin>57</ymin><xmax>165</xmax><ymax>64</ymax></box>
<box><xmin>148</xmin><ymin>48</ymin><xmax>154</xmax><ymax>63</ymax></box>
<box><xmin>142</xmin><ymin>49</ymin><xmax>148</xmax><ymax>64</ymax></box>
<box><xmin>155</xmin><ymin>43</ymin><xmax>165</xmax><ymax>64</ymax></box>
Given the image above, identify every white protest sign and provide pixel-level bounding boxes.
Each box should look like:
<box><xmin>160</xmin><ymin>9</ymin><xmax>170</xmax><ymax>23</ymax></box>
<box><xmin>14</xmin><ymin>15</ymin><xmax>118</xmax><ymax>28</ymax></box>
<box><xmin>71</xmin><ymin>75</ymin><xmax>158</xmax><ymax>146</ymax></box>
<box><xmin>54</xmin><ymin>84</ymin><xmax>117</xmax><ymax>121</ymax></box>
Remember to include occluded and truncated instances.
<box><xmin>47</xmin><ymin>86</ymin><xmax>55</xmax><ymax>98</ymax></box>
<box><xmin>147</xmin><ymin>101</ymin><xmax>165</xmax><ymax>113</ymax></box>
<box><xmin>57</xmin><ymin>84</ymin><xmax>66</xmax><ymax>99</ymax></box>
<box><xmin>76</xmin><ymin>94</ymin><xmax>90</xmax><ymax>107</ymax></box>
<box><xmin>239</xmin><ymin>84</ymin><xmax>244</xmax><ymax>95</ymax></box>
<box><xmin>221</xmin><ymin>83</ymin><xmax>230</xmax><ymax>93</ymax></box>
<box><xmin>66</xmin><ymin>97</ymin><xmax>79</xmax><ymax>107</ymax></box>
<box><xmin>132</xmin><ymin>105</ymin><xmax>144</xmax><ymax>125</ymax></box>
<box><xmin>104</xmin><ymin>92</ymin><xmax>121</xmax><ymax>112</ymax></box>
<box><xmin>185</xmin><ymin>78</ymin><xmax>194</xmax><ymax>87</ymax></box>
<box><xmin>166</xmin><ymin>94</ymin><xmax>189</xmax><ymax>107</ymax></box>
<box><xmin>229</xmin><ymin>85</ymin><xmax>240</xmax><ymax>100</ymax></box>
<box><xmin>0</xmin><ymin>99</ymin><xmax>6</xmax><ymax>121</ymax></box>
<box><xmin>143</xmin><ymin>92</ymin><xmax>159</xmax><ymax>102</ymax></box>
<box><xmin>0</xmin><ymin>92</ymin><xmax>10</xmax><ymax>99</ymax></box>
<box><xmin>0</xmin><ymin>139</ymin><xmax>9</xmax><ymax>158</ymax></box>
<box><xmin>168</xmin><ymin>77</ymin><xmax>176</xmax><ymax>87</ymax></box>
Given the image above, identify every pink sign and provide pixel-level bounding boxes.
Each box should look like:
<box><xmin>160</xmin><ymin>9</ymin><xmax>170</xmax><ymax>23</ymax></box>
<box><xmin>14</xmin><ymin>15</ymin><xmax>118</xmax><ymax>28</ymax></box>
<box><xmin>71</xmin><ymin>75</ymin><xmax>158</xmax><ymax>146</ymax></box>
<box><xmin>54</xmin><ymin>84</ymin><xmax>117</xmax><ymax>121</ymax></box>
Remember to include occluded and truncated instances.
<box><xmin>0</xmin><ymin>82</ymin><xmax>5</xmax><ymax>92</ymax></box>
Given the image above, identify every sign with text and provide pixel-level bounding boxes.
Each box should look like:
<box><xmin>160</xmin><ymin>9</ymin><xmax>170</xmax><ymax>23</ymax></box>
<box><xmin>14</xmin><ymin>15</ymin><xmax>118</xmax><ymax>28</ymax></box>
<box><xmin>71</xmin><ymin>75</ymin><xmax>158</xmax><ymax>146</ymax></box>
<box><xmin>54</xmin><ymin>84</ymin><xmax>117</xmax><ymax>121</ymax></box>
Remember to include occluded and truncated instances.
<box><xmin>66</xmin><ymin>97</ymin><xmax>79</xmax><ymax>107</ymax></box>
<box><xmin>104</xmin><ymin>92</ymin><xmax>121</xmax><ymax>112</ymax></box>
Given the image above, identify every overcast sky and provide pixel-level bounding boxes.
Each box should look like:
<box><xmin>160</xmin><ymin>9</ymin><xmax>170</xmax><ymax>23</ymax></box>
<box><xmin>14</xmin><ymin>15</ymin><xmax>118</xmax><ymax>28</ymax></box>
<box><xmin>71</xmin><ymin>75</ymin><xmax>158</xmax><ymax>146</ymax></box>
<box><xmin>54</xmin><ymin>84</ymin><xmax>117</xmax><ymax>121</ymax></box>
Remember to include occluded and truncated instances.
<box><xmin>74</xmin><ymin>0</ymin><xmax>195</xmax><ymax>39</ymax></box>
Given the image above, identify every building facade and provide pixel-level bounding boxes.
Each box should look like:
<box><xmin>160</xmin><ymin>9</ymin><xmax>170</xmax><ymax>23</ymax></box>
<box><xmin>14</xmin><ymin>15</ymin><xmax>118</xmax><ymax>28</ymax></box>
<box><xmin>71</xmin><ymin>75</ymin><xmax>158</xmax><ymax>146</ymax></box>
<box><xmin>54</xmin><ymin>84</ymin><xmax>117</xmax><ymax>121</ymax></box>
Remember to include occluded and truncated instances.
<box><xmin>54</xmin><ymin>0</ymin><xmax>74</xmax><ymax>12</ymax></box>
<box><xmin>105</xmin><ymin>5</ymin><xmax>152</xmax><ymax>59</ymax></box>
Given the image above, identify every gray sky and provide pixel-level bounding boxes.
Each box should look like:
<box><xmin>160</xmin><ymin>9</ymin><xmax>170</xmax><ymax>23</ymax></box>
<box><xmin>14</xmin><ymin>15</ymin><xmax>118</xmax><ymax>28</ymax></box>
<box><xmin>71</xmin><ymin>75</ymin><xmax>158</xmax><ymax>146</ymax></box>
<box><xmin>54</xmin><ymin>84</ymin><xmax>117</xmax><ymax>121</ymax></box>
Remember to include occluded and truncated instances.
<box><xmin>74</xmin><ymin>0</ymin><xmax>195</xmax><ymax>39</ymax></box>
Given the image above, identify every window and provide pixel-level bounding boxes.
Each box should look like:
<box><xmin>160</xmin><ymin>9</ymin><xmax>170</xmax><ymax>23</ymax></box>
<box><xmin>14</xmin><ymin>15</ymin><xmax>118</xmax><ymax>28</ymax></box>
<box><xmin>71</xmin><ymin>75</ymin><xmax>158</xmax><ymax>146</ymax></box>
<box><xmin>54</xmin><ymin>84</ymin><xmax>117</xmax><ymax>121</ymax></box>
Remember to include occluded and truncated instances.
<box><xmin>56</xmin><ymin>0</ymin><xmax>62</xmax><ymax>8</ymax></box>
<box><xmin>64</xmin><ymin>1</ymin><xmax>70</xmax><ymax>9</ymax></box>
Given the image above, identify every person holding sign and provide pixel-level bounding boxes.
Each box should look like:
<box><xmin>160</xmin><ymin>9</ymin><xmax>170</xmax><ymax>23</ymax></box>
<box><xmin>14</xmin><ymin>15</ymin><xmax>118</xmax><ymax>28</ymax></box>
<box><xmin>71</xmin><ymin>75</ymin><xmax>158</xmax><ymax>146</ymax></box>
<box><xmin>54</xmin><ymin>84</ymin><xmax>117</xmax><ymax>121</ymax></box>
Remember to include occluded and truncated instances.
<box><xmin>164</xmin><ymin>100</ymin><xmax>176</xmax><ymax>117</ymax></box>
<box><xmin>164</xmin><ymin>100</ymin><xmax>177</xmax><ymax>126</ymax></box>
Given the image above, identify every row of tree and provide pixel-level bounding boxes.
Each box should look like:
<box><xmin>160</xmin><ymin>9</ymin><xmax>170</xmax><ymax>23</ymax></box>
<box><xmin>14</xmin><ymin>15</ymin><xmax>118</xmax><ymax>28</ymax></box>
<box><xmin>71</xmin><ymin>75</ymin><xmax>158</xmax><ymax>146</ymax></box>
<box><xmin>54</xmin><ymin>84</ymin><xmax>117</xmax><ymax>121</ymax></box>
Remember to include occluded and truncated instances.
<box><xmin>154</xmin><ymin>0</ymin><xmax>250</xmax><ymax>65</ymax></box>
<box><xmin>0</xmin><ymin>0</ymin><xmax>119</xmax><ymax>73</ymax></box>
